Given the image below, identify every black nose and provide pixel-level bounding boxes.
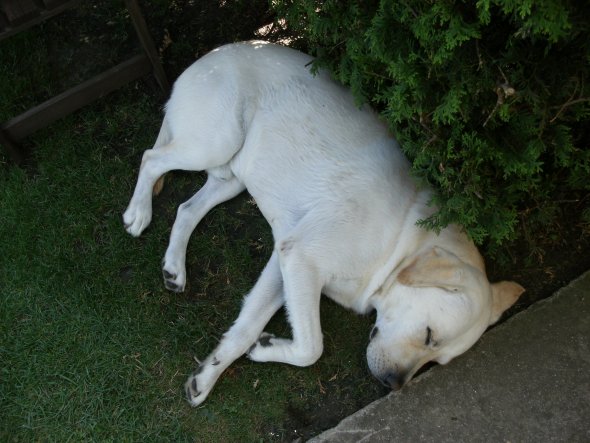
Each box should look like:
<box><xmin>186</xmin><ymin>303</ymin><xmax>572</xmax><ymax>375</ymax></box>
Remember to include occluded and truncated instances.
<box><xmin>380</xmin><ymin>372</ymin><xmax>405</xmax><ymax>390</ymax></box>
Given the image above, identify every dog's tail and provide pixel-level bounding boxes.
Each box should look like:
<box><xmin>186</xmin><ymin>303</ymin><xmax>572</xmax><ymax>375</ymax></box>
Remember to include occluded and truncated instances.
<box><xmin>152</xmin><ymin>117</ymin><xmax>171</xmax><ymax>196</ymax></box>
<box><xmin>153</xmin><ymin>175</ymin><xmax>165</xmax><ymax>196</ymax></box>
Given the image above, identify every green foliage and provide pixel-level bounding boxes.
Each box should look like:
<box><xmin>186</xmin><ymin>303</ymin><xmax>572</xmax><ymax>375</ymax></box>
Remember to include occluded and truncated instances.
<box><xmin>272</xmin><ymin>0</ymin><xmax>590</xmax><ymax>252</ymax></box>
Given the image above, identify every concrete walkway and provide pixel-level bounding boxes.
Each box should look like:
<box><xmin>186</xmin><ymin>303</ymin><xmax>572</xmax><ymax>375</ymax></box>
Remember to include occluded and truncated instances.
<box><xmin>311</xmin><ymin>271</ymin><xmax>590</xmax><ymax>442</ymax></box>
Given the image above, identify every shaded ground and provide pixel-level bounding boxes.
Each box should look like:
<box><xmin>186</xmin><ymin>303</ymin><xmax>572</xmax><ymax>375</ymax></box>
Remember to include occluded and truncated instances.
<box><xmin>2</xmin><ymin>1</ymin><xmax>589</xmax><ymax>441</ymax></box>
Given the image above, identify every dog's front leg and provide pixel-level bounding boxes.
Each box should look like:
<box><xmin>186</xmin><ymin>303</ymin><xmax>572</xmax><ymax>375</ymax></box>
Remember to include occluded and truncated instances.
<box><xmin>185</xmin><ymin>252</ymin><xmax>283</xmax><ymax>407</ymax></box>
<box><xmin>248</xmin><ymin>238</ymin><xmax>324</xmax><ymax>367</ymax></box>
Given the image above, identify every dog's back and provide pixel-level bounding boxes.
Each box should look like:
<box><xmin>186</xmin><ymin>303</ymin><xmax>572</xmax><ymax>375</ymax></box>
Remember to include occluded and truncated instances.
<box><xmin>166</xmin><ymin>42</ymin><xmax>419</xmax><ymax>239</ymax></box>
<box><xmin>165</xmin><ymin>41</ymin><xmax>318</xmax><ymax>155</ymax></box>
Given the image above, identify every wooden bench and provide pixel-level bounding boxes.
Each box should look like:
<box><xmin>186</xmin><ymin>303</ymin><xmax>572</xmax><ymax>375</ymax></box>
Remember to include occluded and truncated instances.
<box><xmin>0</xmin><ymin>0</ymin><xmax>169</xmax><ymax>163</ymax></box>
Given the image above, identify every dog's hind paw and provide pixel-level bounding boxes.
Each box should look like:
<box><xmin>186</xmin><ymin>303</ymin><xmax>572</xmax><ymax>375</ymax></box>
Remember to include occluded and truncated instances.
<box><xmin>122</xmin><ymin>204</ymin><xmax>152</xmax><ymax>237</ymax></box>
<box><xmin>162</xmin><ymin>259</ymin><xmax>186</xmax><ymax>292</ymax></box>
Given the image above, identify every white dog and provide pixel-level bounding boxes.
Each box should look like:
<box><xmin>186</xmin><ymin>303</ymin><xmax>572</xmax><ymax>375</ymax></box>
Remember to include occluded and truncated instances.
<box><xmin>123</xmin><ymin>41</ymin><xmax>524</xmax><ymax>407</ymax></box>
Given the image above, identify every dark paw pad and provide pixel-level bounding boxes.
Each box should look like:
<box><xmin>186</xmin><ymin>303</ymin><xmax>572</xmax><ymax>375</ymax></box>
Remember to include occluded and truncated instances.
<box><xmin>185</xmin><ymin>377</ymin><xmax>201</xmax><ymax>400</ymax></box>
<box><xmin>258</xmin><ymin>334</ymin><xmax>274</xmax><ymax>348</ymax></box>
<box><xmin>163</xmin><ymin>270</ymin><xmax>176</xmax><ymax>280</ymax></box>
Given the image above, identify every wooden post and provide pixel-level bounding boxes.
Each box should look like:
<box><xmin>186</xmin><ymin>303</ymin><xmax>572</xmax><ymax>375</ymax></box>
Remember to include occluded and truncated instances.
<box><xmin>124</xmin><ymin>0</ymin><xmax>169</xmax><ymax>93</ymax></box>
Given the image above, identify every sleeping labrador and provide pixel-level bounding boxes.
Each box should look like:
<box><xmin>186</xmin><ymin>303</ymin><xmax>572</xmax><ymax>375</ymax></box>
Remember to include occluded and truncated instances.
<box><xmin>123</xmin><ymin>41</ymin><xmax>524</xmax><ymax>406</ymax></box>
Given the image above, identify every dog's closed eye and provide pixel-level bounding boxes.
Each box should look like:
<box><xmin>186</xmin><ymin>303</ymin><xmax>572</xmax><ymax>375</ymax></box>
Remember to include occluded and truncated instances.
<box><xmin>425</xmin><ymin>326</ymin><xmax>436</xmax><ymax>347</ymax></box>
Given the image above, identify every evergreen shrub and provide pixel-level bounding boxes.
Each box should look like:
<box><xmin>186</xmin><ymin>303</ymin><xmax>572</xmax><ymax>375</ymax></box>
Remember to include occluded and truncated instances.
<box><xmin>271</xmin><ymin>0</ymin><xmax>590</xmax><ymax>256</ymax></box>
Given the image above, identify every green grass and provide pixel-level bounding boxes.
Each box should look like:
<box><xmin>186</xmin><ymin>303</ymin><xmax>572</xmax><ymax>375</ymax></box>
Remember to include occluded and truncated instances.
<box><xmin>0</xmin><ymin>11</ymin><xmax>384</xmax><ymax>440</ymax></box>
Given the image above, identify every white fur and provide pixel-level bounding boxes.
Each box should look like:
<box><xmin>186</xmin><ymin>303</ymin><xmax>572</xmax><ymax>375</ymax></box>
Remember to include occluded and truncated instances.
<box><xmin>123</xmin><ymin>41</ymin><xmax>524</xmax><ymax>406</ymax></box>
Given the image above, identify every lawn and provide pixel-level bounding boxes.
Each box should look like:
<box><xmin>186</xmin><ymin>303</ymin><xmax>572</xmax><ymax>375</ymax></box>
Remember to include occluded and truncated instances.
<box><xmin>0</xmin><ymin>4</ymin><xmax>385</xmax><ymax>441</ymax></box>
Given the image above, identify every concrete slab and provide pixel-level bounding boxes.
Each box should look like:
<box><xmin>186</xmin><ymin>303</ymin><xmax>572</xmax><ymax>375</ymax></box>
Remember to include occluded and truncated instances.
<box><xmin>311</xmin><ymin>271</ymin><xmax>590</xmax><ymax>442</ymax></box>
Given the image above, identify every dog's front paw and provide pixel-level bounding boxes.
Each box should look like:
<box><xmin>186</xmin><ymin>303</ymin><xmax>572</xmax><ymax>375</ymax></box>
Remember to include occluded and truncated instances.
<box><xmin>185</xmin><ymin>370</ymin><xmax>210</xmax><ymax>407</ymax></box>
<box><xmin>184</xmin><ymin>357</ymin><xmax>223</xmax><ymax>407</ymax></box>
<box><xmin>162</xmin><ymin>259</ymin><xmax>186</xmax><ymax>293</ymax></box>
<box><xmin>123</xmin><ymin>203</ymin><xmax>152</xmax><ymax>237</ymax></box>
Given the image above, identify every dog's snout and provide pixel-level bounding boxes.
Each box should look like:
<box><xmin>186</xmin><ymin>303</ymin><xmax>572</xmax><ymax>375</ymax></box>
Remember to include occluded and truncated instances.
<box><xmin>380</xmin><ymin>371</ymin><xmax>405</xmax><ymax>390</ymax></box>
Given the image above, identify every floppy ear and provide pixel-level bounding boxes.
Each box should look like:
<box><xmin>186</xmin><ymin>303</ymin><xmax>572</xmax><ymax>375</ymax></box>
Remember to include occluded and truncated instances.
<box><xmin>489</xmin><ymin>281</ymin><xmax>525</xmax><ymax>325</ymax></box>
<box><xmin>397</xmin><ymin>247</ymin><xmax>466</xmax><ymax>292</ymax></box>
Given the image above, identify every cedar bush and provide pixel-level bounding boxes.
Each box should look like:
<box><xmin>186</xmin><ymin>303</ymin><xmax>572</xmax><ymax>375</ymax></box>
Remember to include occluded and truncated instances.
<box><xmin>271</xmin><ymin>0</ymin><xmax>590</xmax><ymax>256</ymax></box>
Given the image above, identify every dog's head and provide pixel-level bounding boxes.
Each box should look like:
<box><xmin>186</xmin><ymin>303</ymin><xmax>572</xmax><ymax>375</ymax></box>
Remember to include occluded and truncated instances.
<box><xmin>367</xmin><ymin>246</ymin><xmax>524</xmax><ymax>389</ymax></box>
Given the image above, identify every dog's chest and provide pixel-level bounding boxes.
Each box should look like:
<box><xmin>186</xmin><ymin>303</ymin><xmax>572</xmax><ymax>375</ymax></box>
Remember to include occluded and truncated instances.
<box><xmin>323</xmin><ymin>277</ymin><xmax>373</xmax><ymax>314</ymax></box>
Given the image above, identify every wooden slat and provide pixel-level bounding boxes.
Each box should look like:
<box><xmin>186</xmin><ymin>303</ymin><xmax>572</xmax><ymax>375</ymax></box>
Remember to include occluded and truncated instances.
<box><xmin>0</xmin><ymin>0</ymin><xmax>77</xmax><ymax>40</ymax></box>
<box><xmin>1</xmin><ymin>0</ymin><xmax>40</xmax><ymax>26</ymax></box>
<box><xmin>2</xmin><ymin>54</ymin><xmax>152</xmax><ymax>141</ymax></box>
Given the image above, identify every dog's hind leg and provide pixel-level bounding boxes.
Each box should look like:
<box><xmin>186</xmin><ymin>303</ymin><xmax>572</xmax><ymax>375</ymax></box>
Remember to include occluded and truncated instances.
<box><xmin>151</xmin><ymin>117</ymin><xmax>173</xmax><ymax>196</ymax></box>
<box><xmin>124</xmin><ymin>141</ymin><xmax>189</xmax><ymax>237</ymax></box>
<box><xmin>123</xmin><ymin>128</ymin><xmax>241</xmax><ymax>237</ymax></box>
<box><xmin>162</xmin><ymin>168</ymin><xmax>245</xmax><ymax>292</ymax></box>
<box><xmin>185</xmin><ymin>251</ymin><xmax>284</xmax><ymax>407</ymax></box>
